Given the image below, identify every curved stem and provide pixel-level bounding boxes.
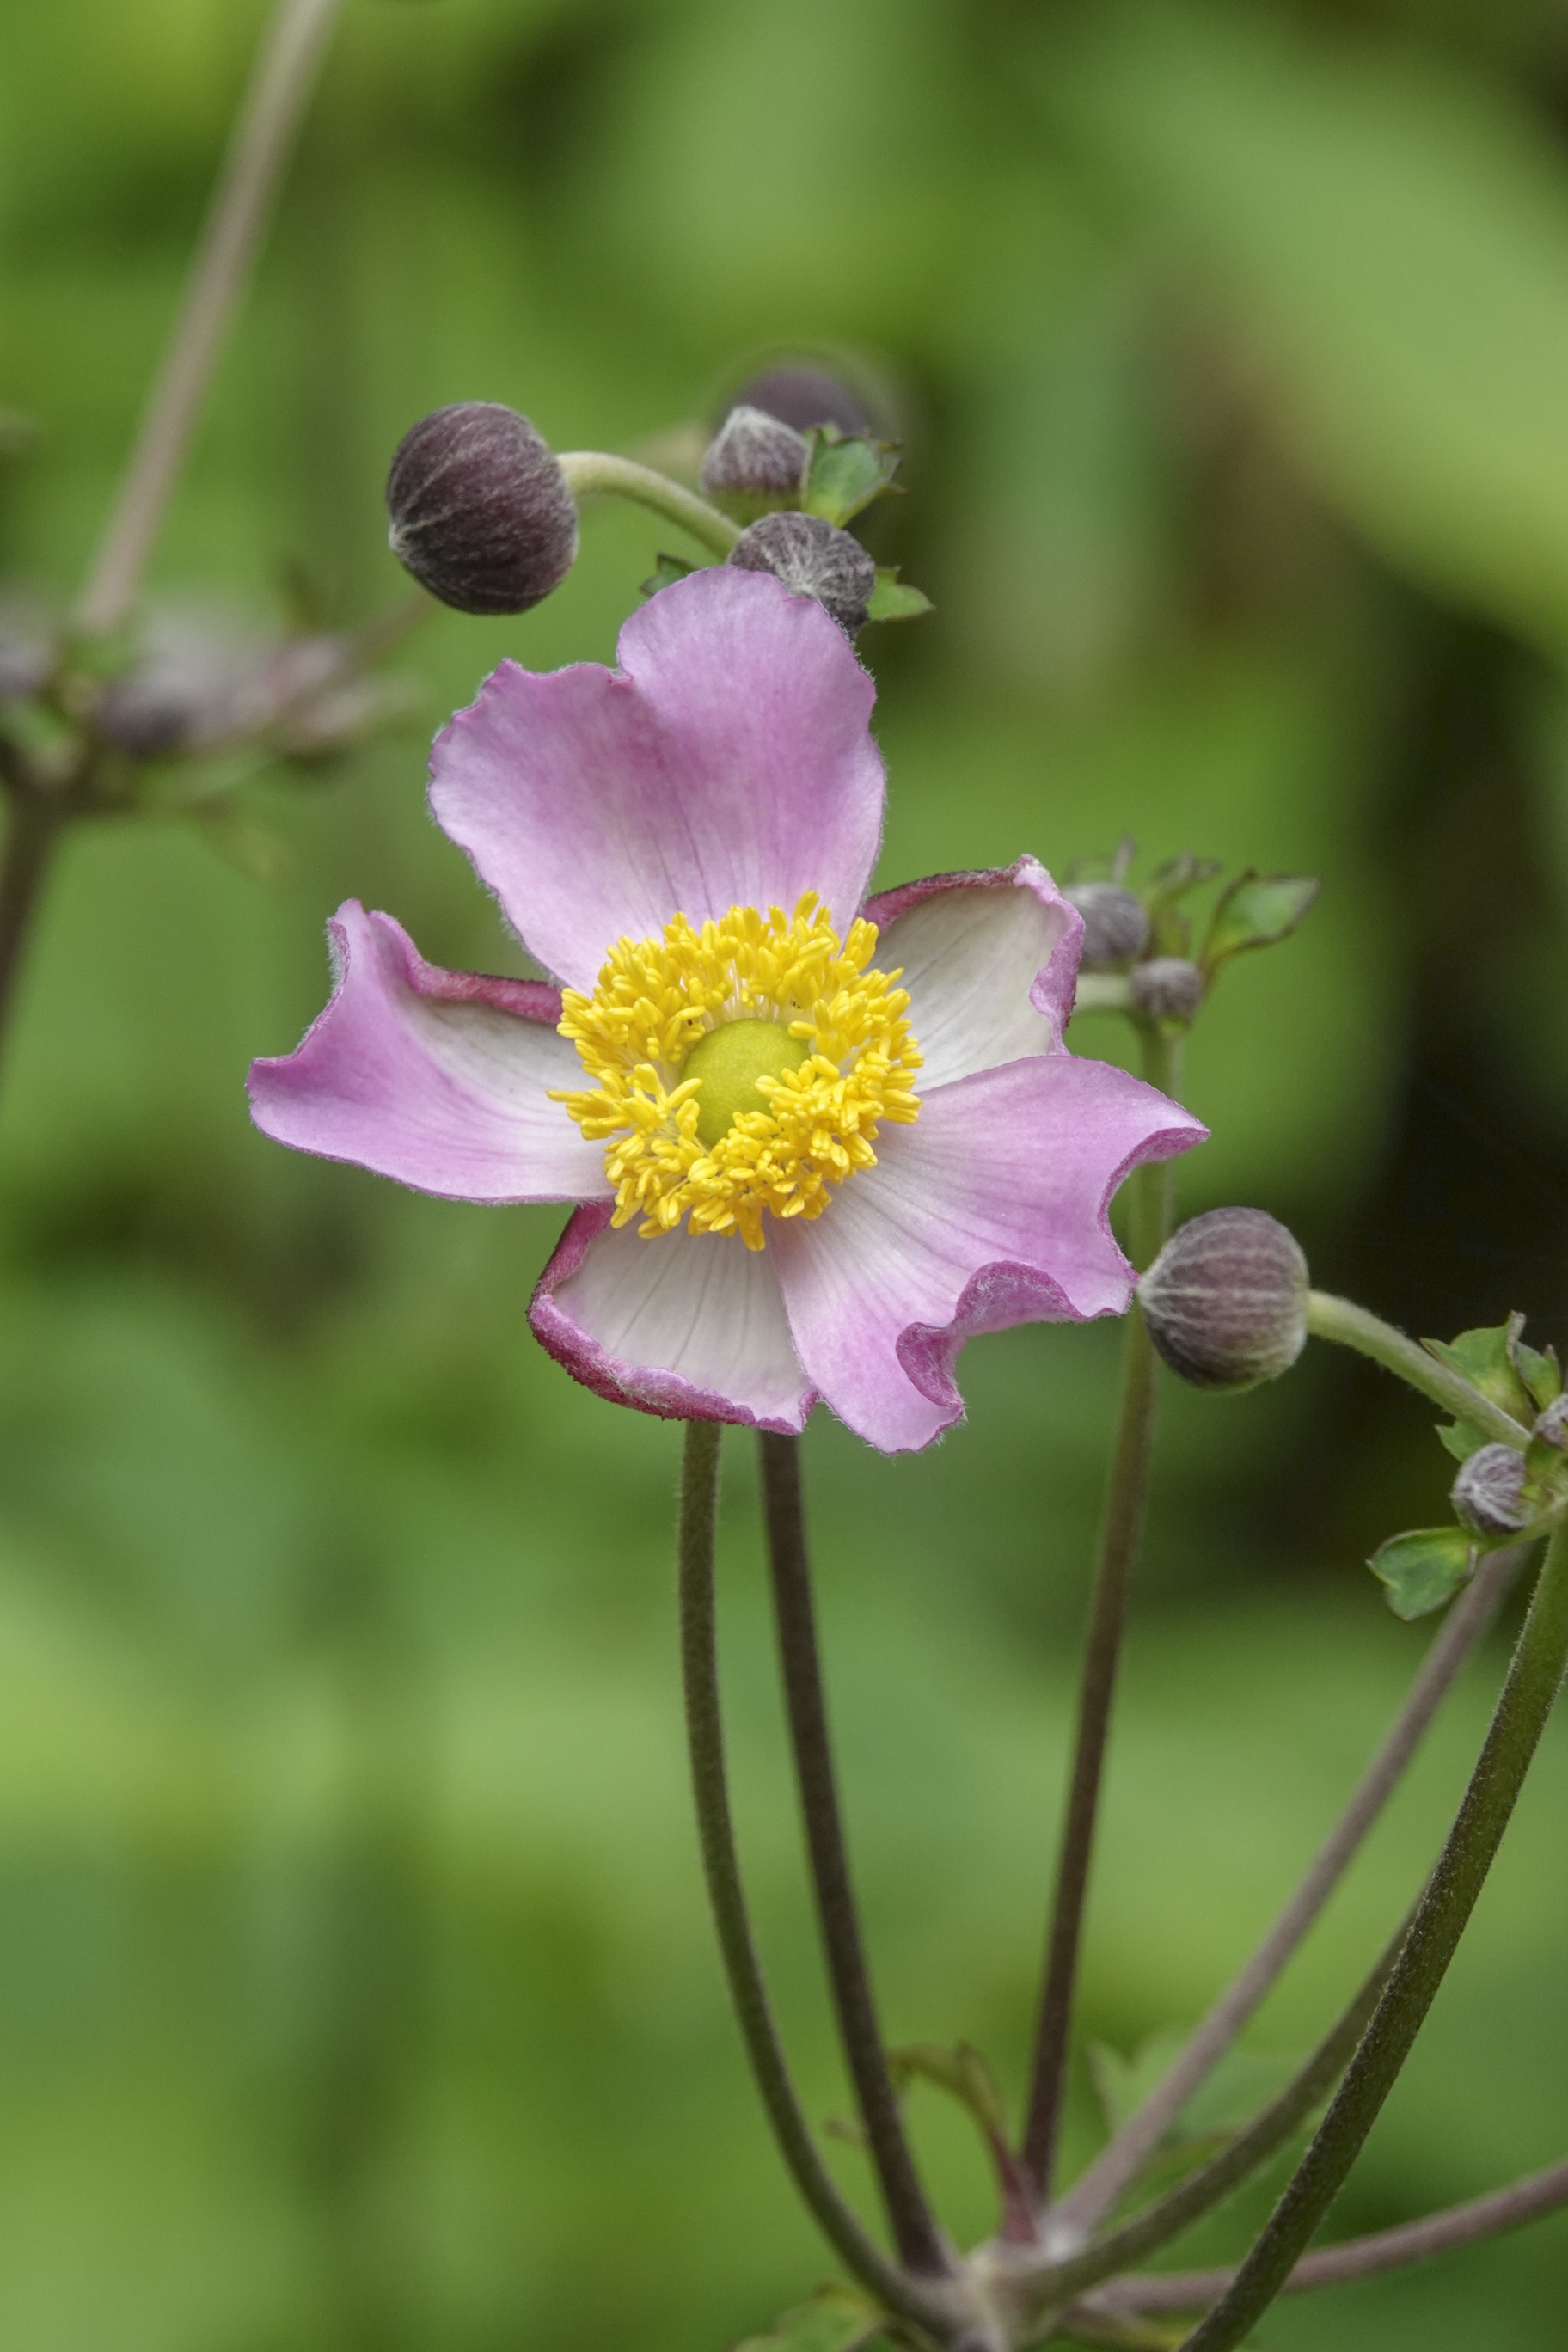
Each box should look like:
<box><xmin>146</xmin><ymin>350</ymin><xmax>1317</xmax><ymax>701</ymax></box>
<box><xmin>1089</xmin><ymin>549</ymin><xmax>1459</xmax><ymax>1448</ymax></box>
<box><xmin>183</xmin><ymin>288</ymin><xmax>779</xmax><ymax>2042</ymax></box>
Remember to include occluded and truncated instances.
<box><xmin>0</xmin><ymin>797</ymin><xmax>60</xmax><ymax>1070</ymax></box>
<box><xmin>1020</xmin><ymin>1027</ymin><xmax>1182</xmax><ymax>2202</ymax></box>
<box><xmin>758</xmin><ymin>1431</ymin><xmax>952</xmax><ymax>2279</ymax></box>
<box><xmin>1177</xmin><ymin>1520</ymin><xmax>1568</xmax><ymax>2352</ymax></box>
<box><xmin>1306</xmin><ymin>1293</ymin><xmax>1530</xmax><ymax>1451</ymax></box>
<box><xmin>1090</xmin><ymin>2150</ymin><xmax>1568</xmax><ymax>2314</ymax></box>
<box><xmin>75</xmin><ymin>0</ymin><xmax>345</xmax><ymax>636</ymax></box>
<box><xmin>556</xmin><ymin>452</ymin><xmax>742</xmax><ymax>559</ymax></box>
<box><xmin>1010</xmin><ymin>1918</ymin><xmax>1406</xmax><ymax>2331</ymax></box>
<box><xmin>675</xmin><ymin>1424</ymin><xmax>947</xmax><ymax>2334</ymax></box>
<box><xmin>1057</xmin><ymin>1540</ymin><xmax>1523</xmax><ymax>2233</ymax></box>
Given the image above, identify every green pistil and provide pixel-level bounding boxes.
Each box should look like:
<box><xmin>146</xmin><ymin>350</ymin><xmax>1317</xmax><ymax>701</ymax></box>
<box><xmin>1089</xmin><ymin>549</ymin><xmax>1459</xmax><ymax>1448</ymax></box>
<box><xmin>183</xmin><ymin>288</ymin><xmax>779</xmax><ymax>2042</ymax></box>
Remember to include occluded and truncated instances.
<box><xmin>683</xmin><ymin>1019</ymin><xmax>811</xmax><ymax>1149</ymax></box>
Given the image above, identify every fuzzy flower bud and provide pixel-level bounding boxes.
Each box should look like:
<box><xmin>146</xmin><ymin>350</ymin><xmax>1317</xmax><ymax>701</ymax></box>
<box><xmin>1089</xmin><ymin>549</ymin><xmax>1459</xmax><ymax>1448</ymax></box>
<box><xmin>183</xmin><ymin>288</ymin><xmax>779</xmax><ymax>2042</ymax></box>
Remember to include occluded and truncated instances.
<box><xmin>1065</xmin><ymin>882</ymin><xmax>1149</xmax><ymax>970</ymax></box>
<box><xmin>1451</xmin><ymin>1443</ymin><xmax>1531</xmax><ymax>1536</ymax></box>
<box><xmin>385</xmin><ymin>402</ymin><xmax>579</xmax><ymax>616</ymax></box>
<box><xmin>1130</xmin><ymin>956</ymin><xmax>1206</xmax><ymax>1022</ymax></box>
<box><xmin>699</xmin><ymin>405</ymin><xmax>808</xmax><ymax>503</ymax></box>
<box><xmin>727</xmin><ymin>511</ymin><xmax>877</xmax><ymax>635</ymax></box>
<box><xmin>1533</xmin><ymin>1394</ymin><xmax>1568</xmax><ymax>1449</ymax></box>
<box><xmin>1138</xmin><ymin>1207</ymin><xmax>1309</xmax><ymax>1391</ymax></box>
<box><xmin>730</xmin><ymin>363</ymin><xmax>872</xmax><ymax>438</ymax></box>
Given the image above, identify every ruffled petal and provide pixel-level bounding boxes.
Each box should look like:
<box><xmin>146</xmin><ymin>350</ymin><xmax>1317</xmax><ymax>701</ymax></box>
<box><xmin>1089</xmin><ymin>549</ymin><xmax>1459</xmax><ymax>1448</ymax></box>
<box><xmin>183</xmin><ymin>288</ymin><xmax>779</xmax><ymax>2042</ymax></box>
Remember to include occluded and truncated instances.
<box><xmin>429</xmin><ymin>567</ymin><xmax>885</xmax><ymax>990</ymax></box>
<box><xmin>865</xmin><ymin>858</ymin><xmax>1083</xmax><ymax>1089</ymax></box>
<box><xmin>773</xmin><ymin>1055</ymin><xmax>1206</xmax><ymax>1453</ymax></box>
<box><xmin>248</xmin><ymin>902</ymin><xmax>608</xmax><ymax>1204</ymax></box>
<box><xmin>530</xmin><ymin>1207</ymin><xmax>815</xmax><ymax>1431</ymax></box>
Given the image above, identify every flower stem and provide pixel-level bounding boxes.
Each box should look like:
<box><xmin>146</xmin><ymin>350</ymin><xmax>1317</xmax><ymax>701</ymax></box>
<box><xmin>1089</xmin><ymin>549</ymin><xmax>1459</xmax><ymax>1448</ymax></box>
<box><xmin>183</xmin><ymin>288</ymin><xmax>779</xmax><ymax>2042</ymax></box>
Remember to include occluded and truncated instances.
<box><xmin>676</xmin><ymin>1424</ymin><xmax>950</xmax><ymax>2334</ymax></box>
<box><xmin>75</xmin><ymin>0</ymin><xmax>346</xmax><ymax>636</ymax></box>
<box><xmin>1176</xmin><ymin>1518</ymin><xmax>1568</xmax><ymax>2352</ymax></box>
<box><xmin>757</xmin><ymin>1430</ymin><xmax>952</xmax><ymax>2280</ymax></box>
<box><xmin>1019</xmin><ymin>1026</ymin><xmax>1182</xmax><ymax>2204</ymax></box>
<box><xmin>0</xmin><ymin>797</ymin><xmax>61</xmax><ymax>1073</ymax></box>
<box><xmin>556</xmin><ymin>452</ymin><xmax>743</xmax><ymax>559</ymax></box>
<box><xmin>1057</xmin><ymin>1540</ymin><xmax>1523</xmax><ymax>2234</ymax></box>
<box><xmin>1090</xmin><ymin>2149</ymin><xmax>1568</xmax><ymax>2315</ymax></box>
<box><xmin>1305</xmin><ymin>1292</ymin><xmax>1530</xmax><ymax>1450</ymax></box>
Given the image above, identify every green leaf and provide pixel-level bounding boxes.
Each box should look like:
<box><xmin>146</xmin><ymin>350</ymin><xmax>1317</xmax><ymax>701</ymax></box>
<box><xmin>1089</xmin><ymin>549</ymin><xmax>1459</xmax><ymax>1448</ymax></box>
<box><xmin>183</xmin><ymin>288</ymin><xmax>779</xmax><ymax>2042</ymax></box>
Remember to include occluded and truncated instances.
<box><xmin>731</xmin><ymin>2284</ymin><xmax>890</xmax><ymax>2352</ymax></box>
<box><xmin>641</xmin><ymin>553</ymin><xmax>699</xmax><ymax>597</ymax></box>
<box><xmin>1436</xmin><ymin>1418</ymin><xmax>1491</xmax><ymax>1464</ymax></box>
<box><xmin>864</xmin><ymin>568</ymin><xmax>933</xmax><ymax>622</ymax></box>
<box><xmin>801</xmin><ymin>427</ymin><xmax>901</xmax><ymax>527</ymax></box>
<box><xmin>1506</xmin><ymin>1318</ymin><xmax>1560</xmax><ymax>1410</ymax></box>
<box><xmin>1369</xmin><ymin>1527</ymin><xmax>1476</xmax><ymax>1620</ymax></box>
<box><xmin>1200</xmin><ymin>870</ymin><xmax>1320</xmax><ymax>976</ymax></box>
<box><xmin>1422</xmin><ymin>1321</ymin><xmax>1535</xmax><ymax>1425</ymax></box>
<box><xmin>887</xmin><ymin>2039</ymin><xmax>1008</xmax><ymax>2139</ymax></box>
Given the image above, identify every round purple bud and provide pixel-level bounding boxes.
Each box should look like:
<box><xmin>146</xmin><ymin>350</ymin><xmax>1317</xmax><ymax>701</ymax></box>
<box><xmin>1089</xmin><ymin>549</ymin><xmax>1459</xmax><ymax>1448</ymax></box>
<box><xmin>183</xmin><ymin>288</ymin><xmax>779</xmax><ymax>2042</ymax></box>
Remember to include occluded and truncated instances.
<box><xmin>730</xmin><ymin>364</ymin><xmax>871</xmax><ymax>438</ymax></box>
<box><xmin>1065</xmin><ymin>882</ymin><xmax>1149</xmax><ymax>971</ymax></box>
<box><xmin>699</xmin><ymin>406</ymin><xmax>808</xmax><ymax>503</ymax></box>
<box><xmin>1130</xmin><ymin>956</ymin><xmax>1206</xmax><ymax>1022</ymax></box>
<box><xmin>1138</xmin><ymin>1207</ymin><xmax>1309</xmax><ymax>1391</ymax></box>
<box><xmin>727</xmin><ymin>511</ymin><xmax>877</xmax><ymax>636</ymax></box>
<box><xmin>1451</xmin><ymin>1443</ymin><xmax>1531</xmax><ymax>1536</ymax></box>
<box><xmin>385</xmin><ymin>402</ymin><xmax>578</xmax><ymax>616</ymax></box>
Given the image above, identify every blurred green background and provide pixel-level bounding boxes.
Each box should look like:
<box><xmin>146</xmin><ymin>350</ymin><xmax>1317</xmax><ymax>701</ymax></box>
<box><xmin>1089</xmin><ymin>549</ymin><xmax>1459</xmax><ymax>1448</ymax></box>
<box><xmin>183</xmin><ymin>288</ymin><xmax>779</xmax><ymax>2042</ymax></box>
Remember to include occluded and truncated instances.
<box><xmin>3</xmin><ymin>1</ymin><xmax>1568</xmax><ymax>2345</ymax></box>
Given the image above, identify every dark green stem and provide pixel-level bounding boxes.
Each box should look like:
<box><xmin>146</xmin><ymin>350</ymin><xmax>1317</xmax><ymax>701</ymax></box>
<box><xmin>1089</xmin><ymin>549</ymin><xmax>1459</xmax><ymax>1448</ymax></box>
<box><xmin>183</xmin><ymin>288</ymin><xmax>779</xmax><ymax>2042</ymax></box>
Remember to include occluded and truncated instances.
<box><xmin>0</xmin><ymin>796</ymin><xmax>60</xmax><ymax>1073</ymax></box>
<box><xmin>1179</xmin><ymin>1520</ymin><xmax>1568</xmax><ymax>2352</ymax></box>
<box><xmin>758</xmin><ymin>1430</ymin><xmax>952</xmax><ymax>2280</ymax></box>
<box><xmin>676</xmin><ymin>1424</ymin><xmax>952</xmax><ymax>2334</ymax></box>
<box><xmin>1019</xmin><ymin>1026</ymin><xmax>1181</xmax><ymax>2202</ymax></box>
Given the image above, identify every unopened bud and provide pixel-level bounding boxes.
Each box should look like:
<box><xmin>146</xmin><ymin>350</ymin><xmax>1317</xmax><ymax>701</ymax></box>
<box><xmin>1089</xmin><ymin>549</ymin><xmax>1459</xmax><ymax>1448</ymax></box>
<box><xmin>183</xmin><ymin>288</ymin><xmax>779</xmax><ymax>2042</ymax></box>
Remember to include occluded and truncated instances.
<box><xmin>1451</xmin><ymin>1442</ymin><xmax>1530</xmax><ymax>1536</ymax></box>
<box><xmin>1533</xmin><ymin>1394</ymin><xmax>1568</xmax><ymax>1449</ymax></box>
<box><xmin>1066</xmin><ymin>883</ymin><xmax>1149</xmax><ymax>970</ymax></box>
<box><xmin>385</xmin><ymin>402</ymin><xmax>578</xmax><ymax>616</ymax></box>
<box><xmin>699</xmin><ymin>406</ymin><xmax>808</xmax><ymax>504</ymax></box>
<box><xmin>1130</xmin><ymin>956</ymin><xmax>1205</xmax><ymax>1022</ymax></box>
<box><xmin>728</xmin><ymin>511</ymin><xmax>877</xmax><ymax>635</ymax></box>
<box><xmin>730</xmin><ymin>363</ymin><xmax>872</xmax><ymax>438</ymax></box>
<box><xmin>1138</xmin><ymin>1208</ymin><xmax>1309</xmax><ymax>1391</ymax></box>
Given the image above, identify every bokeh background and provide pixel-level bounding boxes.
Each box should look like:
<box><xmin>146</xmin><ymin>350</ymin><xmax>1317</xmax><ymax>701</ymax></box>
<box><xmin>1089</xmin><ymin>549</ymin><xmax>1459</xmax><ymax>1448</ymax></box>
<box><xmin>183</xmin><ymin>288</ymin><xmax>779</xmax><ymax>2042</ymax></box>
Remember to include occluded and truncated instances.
<box><xmin>3</xmin><ymin>1</ymin><xmax>1568</xmax><ymax>2345</ymax></box>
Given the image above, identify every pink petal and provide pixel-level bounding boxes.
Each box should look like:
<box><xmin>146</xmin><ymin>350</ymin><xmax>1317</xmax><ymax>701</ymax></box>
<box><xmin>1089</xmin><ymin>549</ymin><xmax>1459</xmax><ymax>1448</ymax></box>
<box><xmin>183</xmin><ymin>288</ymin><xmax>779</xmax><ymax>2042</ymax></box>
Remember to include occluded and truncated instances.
<box><xmin>865</xmin><ymin>858</ymin><xmax>1083</xmax><ymax>1089</ymax></box>
<box><xmin>248</xmin><ymin>902</ymin><xmax>608</xmax><ymax>1204</ymax></box>
<box><xmin>430</xmin><ymin>567</ymin><xmax>884</xmax><ymax>991</ymax></box>
<box><xmin>772</xmin><ymin>1056</ymin><xmax>1207</xmax><ymax>1453</ymax></box>
<box><xmin>530</xmin><ymin>1206</ymin><xmax>815</xmax><ymax>1431</ymax></box>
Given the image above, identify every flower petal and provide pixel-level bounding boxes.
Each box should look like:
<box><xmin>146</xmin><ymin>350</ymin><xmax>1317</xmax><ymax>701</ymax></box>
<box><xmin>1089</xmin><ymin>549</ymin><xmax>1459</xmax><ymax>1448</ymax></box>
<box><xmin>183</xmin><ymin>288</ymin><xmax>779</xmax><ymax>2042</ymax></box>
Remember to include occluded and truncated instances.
<box><xmin>773</xmin><ymin>1055</ymin><xmax>1206</xmax><ymax>1452</ymax></box>
<box><xmin>530</xmin><ymin>1207</ymin><xmax>815</xmax><ymax>1431</ymax></box>
<box><xmin>430</xmin><ymin>567</ymin><xmax>885</xmax><ymax>990</ymax></box>
<box><xmin>865</xmin><ymin>858</ymin><xmax>1083</xmax><ymax>1089</ymax></box>
<box><xmin>248</xmin><ymin>902</ymin><xmax>608</xmax><ymax>1204</ymax></box>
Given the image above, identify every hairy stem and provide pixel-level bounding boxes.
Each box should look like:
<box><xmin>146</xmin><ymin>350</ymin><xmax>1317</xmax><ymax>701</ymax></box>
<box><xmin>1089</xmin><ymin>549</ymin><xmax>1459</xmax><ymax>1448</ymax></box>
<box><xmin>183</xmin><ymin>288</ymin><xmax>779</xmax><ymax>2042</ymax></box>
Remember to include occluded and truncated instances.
<box><xmin>0</xmin><ymin>798</ymin><xmax>60</xmax><ymax>1069</ymax></box>
<box><xmin>1178</xmin><ymin>1520</ymin><xmax>1568</xmax><ymax>2352</ymax></box>
<box><xmin>1020</xmin><ymin>1026</ymin><xmax>1181</xmax><ymax>2202</ymax></box>
<box><xmin>1058</xmin><ymin>1542</ymin><xmax>1522</xmax><ymax>2233</ymax></box>
<box><xmin>676</xmin><ymin>1424</ymin><xmax>951</xmax><ymax>2333</ymax></box>
<box><xmin>758</xmin><ymin>1430</ymin><xmax>951</xmax><ymax>2279</ymax></box>
<box><xmin>1306</xmin><ymin>1293</ymin><xmax>1530</xmax><ymax>1451</ymax></box>
<box><xmin>556</xmin><ymin>452</ymin><xmax>742</xmax><ymax>559</ymax></box>
<box><xmin>1091</xmin><ymin>2150</ymin><xmax>1568</xmax><ymax>2313</ymax></box>
<box><xmin>76</xmin><ymin>0</ymin><xmax>345</xmax><ymax>635</ymax></box>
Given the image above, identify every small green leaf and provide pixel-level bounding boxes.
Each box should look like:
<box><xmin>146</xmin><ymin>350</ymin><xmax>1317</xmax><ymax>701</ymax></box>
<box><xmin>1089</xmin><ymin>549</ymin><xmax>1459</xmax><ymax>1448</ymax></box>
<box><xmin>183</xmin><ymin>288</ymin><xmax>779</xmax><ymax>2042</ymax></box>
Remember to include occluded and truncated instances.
<box><xmin>1505</xmin><ymin>1314</ymin><xmax>1560</xmax><ymax>1410</ymax></box>
<box><xmin>1436</xmin><ymin>1418</ymin><xmax>1491</xmax><ymax>1463</ymax></box>
<box><xmin>801</xmin><ymin>427</ymin><xmax>901</xmax><ymax>527</ymax></box>
<box><xmin>864</xmin><ymin>568</ymin><xmax>933</xmax><ymax>622</ymax></box>
<box><xmin>731</xmin><ymin>2284</ymin><xmax>889</xmax><ymax>2352</ymax></box>
<box><xmin>1422</xmin><ymin>1321</ymin><xmax>1535</xmax><ymax>1424</ymax></box>
<box><xmin>641</xmin><ymin>552</ymin><xmax>699</xmax><ymax>597</ymax></box>
<box><xmin>1369</xmin><ymin>1527</ymin><xmax>1476</xmax><ymax>1620</ymax></box>
<box><xmin>887</xmin><ymin>2039</ymin><xmax>1008</xmax><ymax>2139</ymax></box>
<box><xmin>1200</xmin><ymin>870</ymin><xmax>1321</xmax><ymax>975</ymax></box>
<box><xmin>1146</xmin><ymin>851</ymin><xmax>1224</xmax><ymax>912</ymax></box>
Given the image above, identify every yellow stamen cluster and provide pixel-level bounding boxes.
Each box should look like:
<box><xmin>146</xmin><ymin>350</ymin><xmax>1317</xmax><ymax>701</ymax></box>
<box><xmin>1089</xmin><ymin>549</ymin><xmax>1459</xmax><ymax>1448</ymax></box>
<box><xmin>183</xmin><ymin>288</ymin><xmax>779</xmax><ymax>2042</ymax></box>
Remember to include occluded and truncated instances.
<box><xmin>552</xmin><ymin>894</ymin><xmax>922</xmax><ymax>1249</ymax></box>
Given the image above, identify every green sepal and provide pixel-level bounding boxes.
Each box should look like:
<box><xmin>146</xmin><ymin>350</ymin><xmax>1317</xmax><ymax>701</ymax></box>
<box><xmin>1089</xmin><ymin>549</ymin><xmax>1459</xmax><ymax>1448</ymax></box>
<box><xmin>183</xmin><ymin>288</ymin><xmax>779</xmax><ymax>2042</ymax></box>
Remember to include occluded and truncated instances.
<box><xmin>864</xmin><ymin>568</ymin><xmax>933</xmax><ymax>622</ymax></box>
<box><xmin>801</xmin><ymin>426</ymin><xmax>901</xmax><ymax>527</ymax></box>
<box><xmin>1200</xmin><ymin>869</ymin><xmax>1320</xmax><ymax>977</ymax></box>
<box><xmin>1422</xmin><ymin>1320</ymin><xmax>1536</xmax><ymax>1426</ymax></box>
<box><xmin>887</xmin><ymin>2039</ymin><xmax>1008</xmax><ymax>2140</ymax></box>
<box><xmin>641</xmin><ymin>552</ymin><xmax>699</xmax><ymax>597</ymax></box>
<box><xmin>731</xmin><ymin>2283</ymin><xmax>891</xmax><ymax>2352</ymax></box>
<box><xmin>1436</xmin><ymin>1418</ymin><xmax>1491</xmax><ymax>1464</ymax></box>
<box><xmin>1148</xmin><ymin>905</ymin><xmax>1192</xmax><ymax>959</ymax></box>
<box><xmin>1145</xmin><ymin>851</ymin><xmax>1224</xmax><ymax>913</ymax></box>
<box><xmin>1506</xmin><ymin>1315</ymin><xmax>1560</xmax><ymax>1410</ymax></box>
<box><xmin>1369</xmin><ymin>1526</ymin><xmax>1476</xmax><ymax>1620</ymax></box>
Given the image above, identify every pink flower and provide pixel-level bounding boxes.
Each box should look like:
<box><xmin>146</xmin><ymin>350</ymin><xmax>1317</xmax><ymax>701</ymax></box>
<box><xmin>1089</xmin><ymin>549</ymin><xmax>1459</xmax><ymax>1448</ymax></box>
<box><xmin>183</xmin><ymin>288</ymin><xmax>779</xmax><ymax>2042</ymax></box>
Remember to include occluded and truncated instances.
<box><xmin>248</xmin><ymin>570</ymin><xmax>1204</xmax><ymax>1453</ymax></box>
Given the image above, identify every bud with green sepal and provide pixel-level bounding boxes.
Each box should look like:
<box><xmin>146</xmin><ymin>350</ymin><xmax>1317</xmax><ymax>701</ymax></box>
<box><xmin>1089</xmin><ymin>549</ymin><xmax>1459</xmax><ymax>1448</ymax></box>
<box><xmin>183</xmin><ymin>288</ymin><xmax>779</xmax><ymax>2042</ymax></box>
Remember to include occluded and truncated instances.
<box><xmin>1137</xmin><ymin>1208</ymin><xmax>1309</xmax><ymax>1391</ymax></box>
<box><xmin>726</xmin><ymin>512</ymin><xmax>878</xmax><ymax>636</ymax></box>
<box><xmin>697</xmin><ymin>405</ymin><xmax>809</xmax><ymax>523</ymax></box>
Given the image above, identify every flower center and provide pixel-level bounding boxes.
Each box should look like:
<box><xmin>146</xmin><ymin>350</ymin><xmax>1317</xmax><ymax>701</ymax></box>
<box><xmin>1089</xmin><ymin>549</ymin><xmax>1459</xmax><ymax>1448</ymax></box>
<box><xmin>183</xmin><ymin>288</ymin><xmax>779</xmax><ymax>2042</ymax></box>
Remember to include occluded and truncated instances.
<box><xmin>551</xmin><ymin>893</ymin><xmax>922</xmax><ymax>1250</ymax></box>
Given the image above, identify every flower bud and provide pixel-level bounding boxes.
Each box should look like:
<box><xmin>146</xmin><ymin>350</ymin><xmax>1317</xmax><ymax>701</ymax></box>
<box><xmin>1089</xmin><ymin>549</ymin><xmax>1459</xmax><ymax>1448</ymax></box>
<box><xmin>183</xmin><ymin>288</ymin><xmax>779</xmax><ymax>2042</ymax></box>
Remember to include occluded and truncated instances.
<box><xmin>385</xmin><ymin>402</ymin><xmax>579</xmax><ymax>615</ymax></box>
<box><xmin>1065</xmin><ymin>882</ymin><xmax>1149</xmax><ymax>970</ymax></box>
<box><xmin>698</xmin><ymin>405</ymin><xmax>808</xmax><ymax>503</ymax></box>
<box><xmin>1130</xmin><ymin>956</ymin><xmax>1205</xmax><ymax>1022</ymax></box>
<box><xmin>727</xmin><ymin>511</ymin><xmax>877</xmax><ymax>635</ymax></box>
<box><xmin>1451</xmin><ymin>1442</ymin><xmax>1531</xmax><ymax>1536</ymax></box>
<box><xmin>1138</xmin><ymin>1207</ymin><xmax>1309</xmax><ymax>1391</ymax></box>
<box><xmin>729</xmin><ymin>363</ymin><xmax>871</xmax><ymax>438</ymax></box>
<box><xmin>1533</xmin><ymin>1394</ymin><xmax>1568</xmax><ymax>1449</ymax></box>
